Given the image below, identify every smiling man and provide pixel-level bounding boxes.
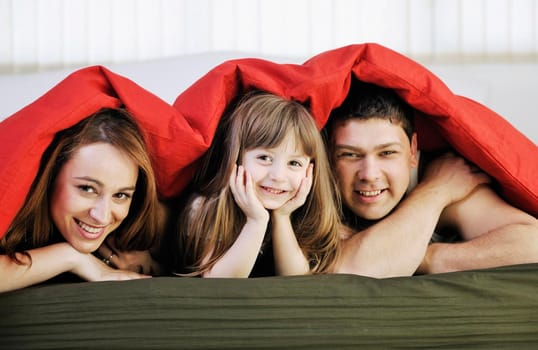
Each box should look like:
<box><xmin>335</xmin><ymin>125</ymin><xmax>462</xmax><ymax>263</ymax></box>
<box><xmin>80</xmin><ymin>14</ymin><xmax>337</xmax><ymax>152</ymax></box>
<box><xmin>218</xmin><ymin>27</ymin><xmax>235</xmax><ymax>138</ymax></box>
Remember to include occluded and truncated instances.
<box><xmin>324</xmin><ymin>81</ymin><xmax>538</xmax><ymax>278</ymax></box>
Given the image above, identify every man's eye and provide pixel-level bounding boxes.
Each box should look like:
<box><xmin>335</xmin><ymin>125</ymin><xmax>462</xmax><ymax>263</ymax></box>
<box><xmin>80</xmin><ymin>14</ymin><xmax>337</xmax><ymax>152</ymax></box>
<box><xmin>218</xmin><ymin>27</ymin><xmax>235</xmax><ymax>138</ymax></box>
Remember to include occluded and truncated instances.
<box><xmin>337</xmin><ymin>152</ymin><xmax>359</xmax><ymax>159</ymax></box>
<box><xmin>380</xmin><ymin>150</ymin><xmax>397</xmax><ymax>157</ymax></box>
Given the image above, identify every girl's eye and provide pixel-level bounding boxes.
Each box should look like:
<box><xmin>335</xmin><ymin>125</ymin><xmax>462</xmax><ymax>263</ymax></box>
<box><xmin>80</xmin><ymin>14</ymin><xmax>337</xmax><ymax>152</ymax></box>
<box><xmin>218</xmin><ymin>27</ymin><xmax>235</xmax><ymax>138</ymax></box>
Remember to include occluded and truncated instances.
<box><xmin>289</xmin><ymin>160</ymin><xmax>303</xmax><ymax>167</ymax></box>
<box><xmin>257</xmin><ymin>154</ymin><xmax>272</xmax><ymax>162</ymax></box>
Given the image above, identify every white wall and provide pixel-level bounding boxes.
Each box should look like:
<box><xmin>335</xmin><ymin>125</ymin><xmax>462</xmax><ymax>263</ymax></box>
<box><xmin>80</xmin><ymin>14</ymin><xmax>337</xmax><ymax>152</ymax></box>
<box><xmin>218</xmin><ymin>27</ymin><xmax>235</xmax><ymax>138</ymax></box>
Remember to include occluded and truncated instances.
<box><xmin>1</xmin><ymin>0</ymin><xmax>538</xmax><ymax>73</ymax></box>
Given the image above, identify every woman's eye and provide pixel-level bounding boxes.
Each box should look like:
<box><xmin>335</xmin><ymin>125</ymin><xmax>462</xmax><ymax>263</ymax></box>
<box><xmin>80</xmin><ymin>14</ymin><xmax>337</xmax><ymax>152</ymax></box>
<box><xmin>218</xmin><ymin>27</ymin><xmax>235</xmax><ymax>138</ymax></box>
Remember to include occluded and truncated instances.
<box><xmin>78</xmin><ymin>185</ymin><xmax>96</xmax><ymax>193</ymax></box>
<box><xmin>115</xmin><ymin>192</ymin><xmax>132</xmax><ymax>201</ymax></box>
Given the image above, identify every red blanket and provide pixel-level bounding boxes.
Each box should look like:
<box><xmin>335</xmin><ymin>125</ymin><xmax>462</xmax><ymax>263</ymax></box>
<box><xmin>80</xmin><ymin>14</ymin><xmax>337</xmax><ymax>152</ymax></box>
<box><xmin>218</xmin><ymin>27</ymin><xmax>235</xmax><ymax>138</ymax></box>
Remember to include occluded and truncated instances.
<box><xmin>0</xmin><ymin>66</ymin><xmax>206</xmax><ymax>236</ymax></box>
<box><xmin>0</xmin><ymin>43</ymin><xmax>536</xmax><ymax>238</ymax></box>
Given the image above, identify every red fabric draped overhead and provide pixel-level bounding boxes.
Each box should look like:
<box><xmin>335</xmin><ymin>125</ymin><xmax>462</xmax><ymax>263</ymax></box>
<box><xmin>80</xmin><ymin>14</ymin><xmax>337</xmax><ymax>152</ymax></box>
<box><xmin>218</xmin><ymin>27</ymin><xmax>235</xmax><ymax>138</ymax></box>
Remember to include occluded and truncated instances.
<box><xmin>1</xmin><ymin>43</ymin><xmax>536</xmax><ymax>237</ymax></box>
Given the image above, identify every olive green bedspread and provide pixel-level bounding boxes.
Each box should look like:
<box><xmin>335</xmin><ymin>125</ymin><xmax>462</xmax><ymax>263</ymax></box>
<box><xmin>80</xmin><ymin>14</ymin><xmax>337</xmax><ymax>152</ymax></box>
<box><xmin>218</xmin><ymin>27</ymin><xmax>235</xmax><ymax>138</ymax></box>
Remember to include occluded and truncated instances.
<box><xmin>2</xmin><ymin>264</ymin><xmax>538</xmax><ymax>349</ymax></box>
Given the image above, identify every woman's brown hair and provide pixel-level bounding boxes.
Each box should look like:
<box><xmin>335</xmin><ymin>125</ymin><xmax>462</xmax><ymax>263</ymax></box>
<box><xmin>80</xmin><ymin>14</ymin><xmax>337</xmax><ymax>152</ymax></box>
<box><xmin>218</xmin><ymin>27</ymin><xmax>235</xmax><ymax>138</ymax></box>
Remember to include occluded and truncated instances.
<box><xmin>1</xmin><ymin>108</ymin><xmax>162</xmax><ymax>264</ymax></box>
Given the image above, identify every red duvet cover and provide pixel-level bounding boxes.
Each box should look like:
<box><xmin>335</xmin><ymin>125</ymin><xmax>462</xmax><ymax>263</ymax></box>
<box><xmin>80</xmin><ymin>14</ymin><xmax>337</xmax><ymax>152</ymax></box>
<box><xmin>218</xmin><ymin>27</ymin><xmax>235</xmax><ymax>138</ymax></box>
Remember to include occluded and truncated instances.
<box><xmin>0</xmin><ymin>43</ymin><xmax>536</xmax><ymax>237</ymax></box>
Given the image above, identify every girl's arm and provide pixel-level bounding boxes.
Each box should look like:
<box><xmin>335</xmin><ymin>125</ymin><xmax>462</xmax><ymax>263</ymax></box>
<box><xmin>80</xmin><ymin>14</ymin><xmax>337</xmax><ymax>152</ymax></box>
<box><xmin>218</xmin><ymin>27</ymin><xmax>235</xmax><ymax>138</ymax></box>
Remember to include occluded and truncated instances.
<box><xmin>0</xmin><ymin>242</ymin><xmax>150</xmax><ymax>293</ymax></box>
<box><xmin>202</xmin><ymin>165</ymin><xmax>269</xmax><ymax>278</ymax></box>
<box><xmin>271</xmin><ymin>164</ymin><xmax>313</xmax><ymax>276</ymax></box>
<box><xmin>202</xmin><ymin>218</ymin><xmax>268</xmax><ymax>277</ymax></box>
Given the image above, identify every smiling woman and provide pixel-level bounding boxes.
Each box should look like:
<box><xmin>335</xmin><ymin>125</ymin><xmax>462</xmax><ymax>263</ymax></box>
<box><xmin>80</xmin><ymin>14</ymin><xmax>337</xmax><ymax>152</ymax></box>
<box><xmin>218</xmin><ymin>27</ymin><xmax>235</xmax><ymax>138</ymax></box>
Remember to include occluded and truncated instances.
<box><xmin>0</xmin><ymin>108</ymin><xmax>163</xmax><ymax>293</ymax></box>
<box><xmin>50</xmin><ymin>142</ymin><xmax>138</xmax><ymax>253</ymax></box>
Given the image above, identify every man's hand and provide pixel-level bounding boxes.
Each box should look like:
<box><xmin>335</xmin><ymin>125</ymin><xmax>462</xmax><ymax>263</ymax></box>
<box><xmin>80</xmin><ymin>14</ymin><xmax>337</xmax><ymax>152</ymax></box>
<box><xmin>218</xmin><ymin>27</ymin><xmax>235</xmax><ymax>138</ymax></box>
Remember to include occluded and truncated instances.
<box><xmin>420</xmin><ymin>153</ymin><xmax>491</xmax><ymax>205</ymax></box>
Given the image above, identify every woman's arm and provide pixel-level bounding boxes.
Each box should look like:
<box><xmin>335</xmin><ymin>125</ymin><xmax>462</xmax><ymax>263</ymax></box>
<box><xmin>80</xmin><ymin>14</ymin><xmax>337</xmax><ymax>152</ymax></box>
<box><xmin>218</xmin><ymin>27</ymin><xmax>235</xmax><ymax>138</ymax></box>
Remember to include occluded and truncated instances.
<box><xmin>0</xmin><ymin>242</ymin><xmax>149</xmax><ymax>293</ymax></box>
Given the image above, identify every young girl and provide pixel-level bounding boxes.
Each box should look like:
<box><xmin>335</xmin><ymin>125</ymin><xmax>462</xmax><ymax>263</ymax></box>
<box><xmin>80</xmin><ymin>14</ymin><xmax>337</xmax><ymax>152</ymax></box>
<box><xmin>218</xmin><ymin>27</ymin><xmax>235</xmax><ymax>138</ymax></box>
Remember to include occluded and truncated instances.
<box><xmin>176</xmin><ymin>91</ymin><xmax>341</xmax><ymax>277</ymax></box>
<box><xmin>0</xmin><ymin>108</ymin><xmax>164</xmax><ymax>292</ymax></box>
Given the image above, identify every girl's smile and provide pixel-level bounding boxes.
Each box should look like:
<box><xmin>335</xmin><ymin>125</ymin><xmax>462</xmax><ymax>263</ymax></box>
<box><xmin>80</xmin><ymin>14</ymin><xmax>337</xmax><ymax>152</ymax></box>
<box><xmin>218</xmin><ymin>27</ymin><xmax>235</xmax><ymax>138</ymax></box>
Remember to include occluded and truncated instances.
<box><xmin>242</xmin><ymin>134</ymin><xmax>310</xmax><ymax>210</ymax></box>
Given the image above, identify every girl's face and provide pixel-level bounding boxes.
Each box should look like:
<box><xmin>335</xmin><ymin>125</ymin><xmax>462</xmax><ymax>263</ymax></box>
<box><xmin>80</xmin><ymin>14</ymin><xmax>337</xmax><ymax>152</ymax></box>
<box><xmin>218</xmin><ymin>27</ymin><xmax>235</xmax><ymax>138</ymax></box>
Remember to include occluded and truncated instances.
<box><xmin>50</xmin><ymin>142</ymin><xmax>139</xmax><ymax>254</ymax></box>
<box><xmin>241</xmin><ymin>133</ymin><xmax>311</xmax><ymax>209</ymax></box>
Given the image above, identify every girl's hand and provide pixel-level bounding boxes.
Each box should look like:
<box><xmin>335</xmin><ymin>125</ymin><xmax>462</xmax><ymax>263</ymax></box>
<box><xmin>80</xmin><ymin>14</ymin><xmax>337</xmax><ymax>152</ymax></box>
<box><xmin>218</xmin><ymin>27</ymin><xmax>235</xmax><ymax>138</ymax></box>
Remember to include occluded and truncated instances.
<box><xmin>229</xmin><ymin>164</ymin><xmax>269</xmax><ymax>223</ymax></box>
<box><xmin>273</xmin><ymin>163</ymin><xmax>313</xmax><ymax>217</ymax></box>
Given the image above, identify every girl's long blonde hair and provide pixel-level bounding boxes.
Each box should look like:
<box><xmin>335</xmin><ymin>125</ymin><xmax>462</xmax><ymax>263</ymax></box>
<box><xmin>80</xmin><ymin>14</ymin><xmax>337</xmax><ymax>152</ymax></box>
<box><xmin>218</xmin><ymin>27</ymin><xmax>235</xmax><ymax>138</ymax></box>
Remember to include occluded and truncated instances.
<box><xmin>177</xmin><ymin>91</ymin><xmax>341</xmax><ymax>275</ymax></box>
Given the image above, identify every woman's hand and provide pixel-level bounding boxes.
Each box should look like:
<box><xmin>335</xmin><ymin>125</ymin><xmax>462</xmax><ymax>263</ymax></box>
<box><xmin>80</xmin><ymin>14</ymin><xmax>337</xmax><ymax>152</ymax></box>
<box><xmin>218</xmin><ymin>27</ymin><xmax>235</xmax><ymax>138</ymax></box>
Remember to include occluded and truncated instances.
<box><xmin>71</xmin><ymin>250</ymin><xmax>152</xmax><ymax>282</ymax></box>
<box><xmin>97</xmin><ymin>235</ymin><xmax>163</xmax><ymax>275</ymax></box>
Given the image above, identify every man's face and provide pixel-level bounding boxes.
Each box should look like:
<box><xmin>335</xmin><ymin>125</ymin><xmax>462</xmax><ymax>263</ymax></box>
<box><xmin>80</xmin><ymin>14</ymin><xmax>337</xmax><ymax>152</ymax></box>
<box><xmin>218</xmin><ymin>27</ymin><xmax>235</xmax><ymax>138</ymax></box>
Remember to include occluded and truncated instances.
<box><xmin>331</xmin><ymin>118</ymin><xmax>418</xmax><ymax>220</ymax></box>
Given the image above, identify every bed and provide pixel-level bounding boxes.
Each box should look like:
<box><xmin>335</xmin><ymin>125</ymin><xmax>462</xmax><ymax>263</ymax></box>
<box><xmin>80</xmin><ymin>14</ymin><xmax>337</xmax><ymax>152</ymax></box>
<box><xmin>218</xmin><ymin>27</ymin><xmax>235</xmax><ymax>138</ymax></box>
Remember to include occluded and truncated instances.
<box><xmin>2</xmin><ymin>264</ymin><xmax>538</xmax><ymax>349</ymax></box>
<box><xmin>1</xmin><ymin>43</ymin><xmax>537</xmax><ymax>348</ymax></box>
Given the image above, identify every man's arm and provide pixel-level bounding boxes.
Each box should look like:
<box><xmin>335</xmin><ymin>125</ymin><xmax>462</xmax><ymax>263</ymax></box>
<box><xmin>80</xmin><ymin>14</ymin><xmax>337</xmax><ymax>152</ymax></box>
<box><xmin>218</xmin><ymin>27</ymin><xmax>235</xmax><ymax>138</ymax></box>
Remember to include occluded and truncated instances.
<box><xmin>418</xmin><ymin>185</ymin><xmax>538</xmax><ymax>274</ymax></box>
<box><xmin>335</xmin><ymin>154</ymin><xmax>490</xmax><ymax>278</ymax></box>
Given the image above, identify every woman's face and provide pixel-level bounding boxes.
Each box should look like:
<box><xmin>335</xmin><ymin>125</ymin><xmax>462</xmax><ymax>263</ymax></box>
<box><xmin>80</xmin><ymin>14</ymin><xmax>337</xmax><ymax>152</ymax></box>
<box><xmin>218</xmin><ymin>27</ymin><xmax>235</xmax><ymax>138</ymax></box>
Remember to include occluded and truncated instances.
<box><xmin>50</xmin><ymin>142</ymin><xmax>139</xmax><ymax>253</ymax></box>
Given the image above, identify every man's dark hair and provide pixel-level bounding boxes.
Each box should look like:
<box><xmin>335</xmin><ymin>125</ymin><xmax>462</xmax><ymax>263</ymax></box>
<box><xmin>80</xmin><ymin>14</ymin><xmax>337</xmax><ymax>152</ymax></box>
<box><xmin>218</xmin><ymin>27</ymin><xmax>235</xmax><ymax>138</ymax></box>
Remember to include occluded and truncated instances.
<box><xmin>325</xmin><ymin>80</ymin><xmax>415</xmax><ymax>142</ymax></box>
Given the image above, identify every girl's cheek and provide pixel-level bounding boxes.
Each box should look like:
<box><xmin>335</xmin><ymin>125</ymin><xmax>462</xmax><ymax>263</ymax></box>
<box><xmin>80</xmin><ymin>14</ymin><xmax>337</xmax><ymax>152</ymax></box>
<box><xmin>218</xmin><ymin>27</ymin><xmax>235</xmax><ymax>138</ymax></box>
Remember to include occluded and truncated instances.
<box><xmin>295</xmin><ymin>175</ymin><xmax>305</xmax><ymax>188</ymax></box>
